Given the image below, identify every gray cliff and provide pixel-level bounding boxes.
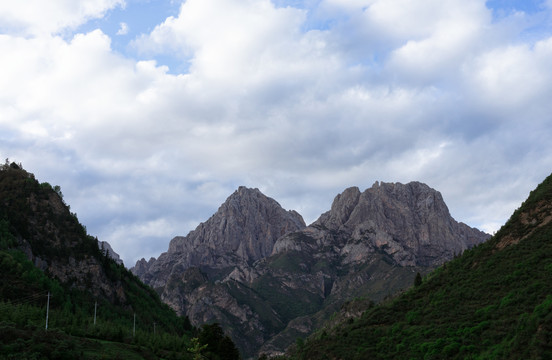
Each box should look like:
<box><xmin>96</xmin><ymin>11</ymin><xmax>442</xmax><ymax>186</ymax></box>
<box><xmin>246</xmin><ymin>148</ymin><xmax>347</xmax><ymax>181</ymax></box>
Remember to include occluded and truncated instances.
<box><xmin>99</xmin><ymin>240</ymin><xmax>124</xmax><ymax>266</ymax></box>
<box><xmin>132</xmin><ymin>186</ymin><xmax>306</xmax><ymax>289</ymax></box>
<box><xmin>273</xmin><ymin>181</ymin><xmax>485</xmax><ymax>267</ymax></box>
<box><xmin>132</xmin><ymin>182</ymin><xmax>490</xmax><ymax>358</ymax></box>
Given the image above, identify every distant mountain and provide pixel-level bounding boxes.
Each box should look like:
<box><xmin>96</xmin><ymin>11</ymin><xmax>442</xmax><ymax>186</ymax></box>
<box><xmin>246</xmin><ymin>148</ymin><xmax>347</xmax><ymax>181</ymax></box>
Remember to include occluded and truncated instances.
<box><xmin>133</xmin><ymin>186</ymin><xmax>305</xmax><ymax>289</ymax></box>
<box><xmin>99</xmin><ymin>240</ymin><xmax>123</xmax><ymax>265</ymax></box>
<box><xmin>0</xmin><ymin>162</ymin><xmax>238</xmax><ymax>360</ymax></box>
<box><xmin>289</xmin><ymin>173</ymin><xmax>552</xmax><ymax>359</ymax></box>
<box><xmin>273</xmin><ymin>181</ymin><xmax>485</xmax><ymax>269</ymax></box>
<box><xmin>132</xmin><ymin>181</ymin><xmax>489</xmax><ymax>358</ymax></box>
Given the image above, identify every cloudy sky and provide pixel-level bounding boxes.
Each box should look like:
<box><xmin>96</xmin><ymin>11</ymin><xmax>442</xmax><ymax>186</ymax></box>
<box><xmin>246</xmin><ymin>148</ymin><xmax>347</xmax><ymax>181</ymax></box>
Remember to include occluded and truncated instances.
<box><xmin>2</xmin><ymin>0</ymin><xmax>552</xmax><ymax>266</ymax></box>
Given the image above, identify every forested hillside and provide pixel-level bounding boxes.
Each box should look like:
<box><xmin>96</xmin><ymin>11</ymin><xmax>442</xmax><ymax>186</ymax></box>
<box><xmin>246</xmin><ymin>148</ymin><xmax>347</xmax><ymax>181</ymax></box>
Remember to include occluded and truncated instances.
<box><xmin>287</xmin><ymin>173</ymin><xmax>552</xmax><ymax>359</ymax></box>
<box><xmin>0</xmin><ymin>161</ymin><xmax>239</xmax><ymax>360</ymax></box>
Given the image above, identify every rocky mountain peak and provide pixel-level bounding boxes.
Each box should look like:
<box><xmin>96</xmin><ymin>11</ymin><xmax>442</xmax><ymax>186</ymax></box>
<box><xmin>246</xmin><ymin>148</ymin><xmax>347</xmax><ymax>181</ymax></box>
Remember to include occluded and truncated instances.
<box><xmin>321</xmin><ymin>186</ymin><xmax>361</xmax><ymax>228</ymax></box>
<box><xmin>129</xmin><ymin>181</ymin><xmax>491</xmax><ymax>358</ymax></box>
<box><xmin>315</xmin><ymin>181</ymin><xmax>449</xmax><ymax>230</ymax></box>
<box><xmin>282</xmin><ymin>181</ymin><xmax>489</xmax><ymax>268</ymax></box>
<box><xmin>132</xmin><ymin>187</ymin><xmax>306</xmax><ymax>287</ymax></box>
<box><xmin>99</xmin><ymin>240</ymin><xmax>123</xmax><ymax>266</ymax></box>
<box><xmin>168</xmin><ymin>186</ymin><xmax>306</xmax><ymax>260</ymax></box>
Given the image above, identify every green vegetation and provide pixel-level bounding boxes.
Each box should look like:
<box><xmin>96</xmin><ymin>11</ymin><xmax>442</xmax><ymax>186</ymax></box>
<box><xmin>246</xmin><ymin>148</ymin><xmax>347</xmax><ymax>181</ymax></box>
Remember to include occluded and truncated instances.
<box><xmin>225</xmin><ymin>280</ymin><xmax>284</xmax><ymax>334</ymax></box>
<box><xmin>414</xmin><ymin>272</ymin><xmax>422</xmax><ymax>287</ymax></box>
<box><xmin>252</xmin><ymin>272</ymin><xmax>323</xmax><ymax>322</ymax></box>
<box><xmin>0</xmin><ymin>163</ymin><xmax>240</xmax><ymax>359</ymax></box>
<box><xmin>288</xmin><ymin>174</ymin><xmax>552</xmax><ymax>360</ymax></box>
<box><xmin>198</xmin><ymin>323</ymin><xmax>241</xmax><ymax>360</ymax></box>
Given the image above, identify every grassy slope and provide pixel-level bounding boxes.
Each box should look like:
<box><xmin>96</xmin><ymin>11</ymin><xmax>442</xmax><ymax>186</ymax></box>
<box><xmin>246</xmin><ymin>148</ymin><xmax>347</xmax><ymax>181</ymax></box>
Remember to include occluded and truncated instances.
<box><xmin>0</xmin><ymin>247</ymin><xmax>194</xmax><ymax>359</ymax></box>
<box><xmin>0</xmin><ymin>165</ymin><xmax>238</xmax><ymax>359</ymax></box>
<box><xmin>291</xmin><ymin>174</ymin><xmax>552</xmax><ymax>360</ymax></box>
<box><xmin>0</xmin><ymin>324</ymin><xmax>162</xmax><ymax>360</ymax></box>
<box><xmin>260</xmin><ymin>254</ymin><xmax>426</xmax><ymax>354</ymax></box>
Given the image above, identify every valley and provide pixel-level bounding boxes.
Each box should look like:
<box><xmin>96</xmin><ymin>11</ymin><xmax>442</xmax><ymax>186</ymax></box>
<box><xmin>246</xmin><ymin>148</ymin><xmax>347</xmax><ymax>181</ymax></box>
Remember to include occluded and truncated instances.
<box><xmin>131</xmin><ymin>181</ymin><xmax>488</xmax><ymax>357</ymax></box>
<box><xmin>3</xmin><ymin>161</ymin><xmax>550</xmax><ymax>359</ymax></box>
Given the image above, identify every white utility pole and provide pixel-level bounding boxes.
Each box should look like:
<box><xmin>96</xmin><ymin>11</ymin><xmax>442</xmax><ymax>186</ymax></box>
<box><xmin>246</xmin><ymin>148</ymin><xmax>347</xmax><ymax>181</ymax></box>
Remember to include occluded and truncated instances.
<box><xmin>45</xmin><ymin>292</ymin><xmax>50</xmax><ymax>331</ymax></box>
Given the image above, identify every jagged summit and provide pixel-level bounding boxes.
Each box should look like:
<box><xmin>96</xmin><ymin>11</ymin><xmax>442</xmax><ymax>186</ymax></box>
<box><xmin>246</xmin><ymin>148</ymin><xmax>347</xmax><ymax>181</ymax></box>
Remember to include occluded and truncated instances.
<box><xmin>273</xmin><ymin>181</ymin><xmax>488</xmax><ymax>267</ymax></box>
<box><xmin>132</xmin><ymin>181</ymin><xmax>490</xmax><ymax>358</ymax></box>
<box><xmin>99</xmin><ymin>240</ymin><xmax>124</xmax><ymax>265</ymax></box>
<box><xmin>318</xmin><ymin>181</ymin><xmax>450</xmax><ymax>229</ymax></box>
<box><xmin>291</xmin><ymin>175</ymin><xmax>552</xmax><ymax>360</ymax></box>
<box><xmin>170</xmin><ymin>185</ymin><xmax>306</xmax><ymax>261</ymax></box>
<box><xmin>131</xmin><ymin>186</ymin><xmax>306</xmax><ymax>286</ymax></box>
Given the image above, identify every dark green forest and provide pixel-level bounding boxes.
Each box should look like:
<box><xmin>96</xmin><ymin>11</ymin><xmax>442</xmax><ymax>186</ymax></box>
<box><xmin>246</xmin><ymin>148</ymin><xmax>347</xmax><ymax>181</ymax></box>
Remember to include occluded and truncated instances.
<box><xmin>286</xmin><ymin>174</ymin><xmax>552</xmax><ymax>359</ymax></box>
<box><xmin>0</xmin><ymin>162</ymin><xmax>240</xmax><ymax>360</ymax></box>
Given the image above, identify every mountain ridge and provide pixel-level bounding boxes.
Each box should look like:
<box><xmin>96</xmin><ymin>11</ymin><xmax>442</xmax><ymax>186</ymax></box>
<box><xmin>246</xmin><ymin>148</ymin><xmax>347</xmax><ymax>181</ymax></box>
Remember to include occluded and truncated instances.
<box><xmin>288</xmin><ymin>173</ymin><xmax>552</xmax><ymax>359</ymax></box>
<box><xmin>132</xmin><ymin>181</ymin><xmax>489</xmax><ymax>358</ymax></box>
<box><xmin>131</xmin><ymin>186</ymin><xmax>306</xmax><ymax>289</ymax></box>
<box><xmin>273</xmin><ymin>181</ymin><xmax>486</xmax><ymax>268</ymax></box>
<box><xmin>0</xmin><ymin>162</ymin><xmax>239</xmax><ymax>360</ymax></box>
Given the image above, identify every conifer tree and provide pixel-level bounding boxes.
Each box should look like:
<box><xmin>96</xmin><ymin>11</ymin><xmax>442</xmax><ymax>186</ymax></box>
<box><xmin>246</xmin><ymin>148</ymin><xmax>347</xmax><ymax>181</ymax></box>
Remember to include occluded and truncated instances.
<box><xmin>414</xmin><ymin>272</ymin><xmax>422</xmax><ymax>287</ymax></box>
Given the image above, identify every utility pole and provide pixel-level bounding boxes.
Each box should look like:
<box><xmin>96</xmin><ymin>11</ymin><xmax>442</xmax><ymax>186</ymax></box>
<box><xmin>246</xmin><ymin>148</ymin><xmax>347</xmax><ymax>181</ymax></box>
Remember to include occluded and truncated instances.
<box><xmin>94</xmin><ymin>301</ymin><xmax>97</xmax><ymax>326</ymax></box>
<box><xmin>153</xmin><ymin>322</ymin><xmax>156</xmax><ymax>336</ymax></box>
<box><xmin>133</xmin><ymin>313</ymin><xmax>136</xmax><ymax>338</ymax></box>
<box><xmin>45</xmin><ymin>292</ymin><xmax>50</xmax><ymax>331</ymax></box>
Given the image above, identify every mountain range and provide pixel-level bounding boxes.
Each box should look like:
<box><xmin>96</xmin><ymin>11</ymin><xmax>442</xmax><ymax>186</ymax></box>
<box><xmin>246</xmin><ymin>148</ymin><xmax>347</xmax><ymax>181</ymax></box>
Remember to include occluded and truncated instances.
<box><xmin>288</xmin><ymin>173</ymin><xmax>552</xmax><ymax>359</ymax></box>
<box><xmin>131</xmin><ymin>181</ymin><xmax>489</xmax><ymax>357</ymax></box>
<box><xmin>4</xmin><ymin>158</ymin><xmax>552</xmax><ymax>359</ymax></box>
<box><xmin>3</xmin><ymin>160</ymin><xmax>550</xmax><ymax>359</ymax></box>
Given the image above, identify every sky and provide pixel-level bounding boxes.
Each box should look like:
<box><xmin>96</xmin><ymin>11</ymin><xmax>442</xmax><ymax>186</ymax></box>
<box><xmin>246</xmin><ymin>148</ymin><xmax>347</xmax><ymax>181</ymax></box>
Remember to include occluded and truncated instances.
<box><xmin>2</xmin><ymin>0</ymin><xmax>552</xmax><ymax>267</ymax></box>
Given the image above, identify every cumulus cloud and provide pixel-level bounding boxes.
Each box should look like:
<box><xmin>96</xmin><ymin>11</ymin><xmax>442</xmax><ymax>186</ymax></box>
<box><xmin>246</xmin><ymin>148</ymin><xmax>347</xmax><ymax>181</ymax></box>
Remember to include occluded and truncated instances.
<box><xmin>1</xmin><ymin>0</ymin><xmax>552</xmax><ymax>265</ymax></box>
<box><xmin>132</xmin><ymin>0</ymin><xmax>324</xmax><ymax>87</ymax></box>
<box><xmin>465</xmin><ymin>38</ymin><xmax>552</xmax><ymax>115</ymax></box>
<box><xmin>0</xmin><ymin>0</ymin><xmax>125</xmax><ymax>36</ymax></box>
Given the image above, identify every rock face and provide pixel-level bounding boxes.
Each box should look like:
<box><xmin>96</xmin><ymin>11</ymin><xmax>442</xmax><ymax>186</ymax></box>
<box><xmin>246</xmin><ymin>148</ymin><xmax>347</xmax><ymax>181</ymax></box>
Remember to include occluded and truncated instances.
<box><xmin>0</xmin><ymin>166</ymin><xmax>128</xmax><ymax>303</ymax></box>
<box><xmin>99</xmin><ymin>240</ymin><xmax>124</xmax><ymax>265</ymax></box>
<box><xmin>274</xmin><ymin>181</ymin><xmax>485</xmax><ymax>268</ymax></box>
<box><xmin>133</xmin><ymin>186</ymin><xmax>306</xmax><ymax>289</ymax></box>
<box><xmin>168</xmin><ymin>186</ymin><xmax>305</xmax><ymax>267</ymax></box>
<box><xmin>132</xmin><ymin>182</ymin><xmax>490</xmax><ymax>358</ymax></box>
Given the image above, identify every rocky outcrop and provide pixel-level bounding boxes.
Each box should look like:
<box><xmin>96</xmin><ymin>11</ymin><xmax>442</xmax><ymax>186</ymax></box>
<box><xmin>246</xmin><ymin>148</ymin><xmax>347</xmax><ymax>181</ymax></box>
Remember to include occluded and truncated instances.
<box><xmin>131</xmin><ymin>257</ymin><xmax>156</xmax><ymax>279</ymax></box>
<box><xmin>132</xmin><ymin>182</ymin><xmax>489</xmax><ymax>358</ymax></box>
<box><xmin>130</xmin><ymin>187</ymin><xmax>306</xmax><ymax>357</ymax></box>
<box><xmin>0</xmin><ymin>166</ymin><xmax>129</xmax><ymax>304</ymax></box>
<box><xmin>167</xmin><ymin>186</ymin><xmax>305</xmax><ymax>265</ymax></box>
<box><xmin>131</xmin><ymin>186</ymin><xmax>306</xmax><ymax>289</ymax></box>
<box><xmin>99</xmin><ymin>240</ymin><xmax>123</xmax><ymax>265</ymax></box>
<box><xmin>274</xmin><ymin>181</ymin><xmax>488</xmax><ymax>268</ymax></box>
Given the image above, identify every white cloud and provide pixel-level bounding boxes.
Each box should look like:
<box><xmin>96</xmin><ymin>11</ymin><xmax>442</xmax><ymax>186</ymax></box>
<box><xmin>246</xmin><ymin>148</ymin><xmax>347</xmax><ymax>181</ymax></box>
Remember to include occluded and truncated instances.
<box><xmin>386</xmin><ymin>2</ymin><xmax>491</xmax><ymax>83</ymax></box>
<box><xmin>103</xmin><ymin>218</ymin><xmax>178</xmax><ymax>265</ymax></box>
<box><xmin>0</xmin><ymin>0</ymin><xmax>125</xmax><ymax>36</ymax></box>
<box><xmin>116</xmin><ymin>22</ymin><xmax>129</xmax><ymax>36</ymax></box>
<box><xmin>2</xmin><ymin>0</ymin><xmax>552</xmax><ymax>266</ymax></box>
<box><xmin>133</xmin><ymin>0</ymin><xmax>336</xmax><ymax>84</ymax></box>
<box><xmin>465</xmin><ymin>38</ymin><xmax>552</xmax><ymax>115</ymax></box>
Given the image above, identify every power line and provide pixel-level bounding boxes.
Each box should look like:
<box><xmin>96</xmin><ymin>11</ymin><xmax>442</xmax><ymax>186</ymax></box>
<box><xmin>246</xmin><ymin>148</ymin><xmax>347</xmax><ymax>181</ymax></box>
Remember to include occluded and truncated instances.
<box><xmin>0</xmin><ymin>290</ymin><xmax>50</xmax><ymax>312</ymax></box>
<box><xmin>2</xmin><ymin>290</ymin><xmax>49</xmax><ymax>305</ymax></box>
<box><xmin>1</xmin><ymin>292</ymin><xmax>166</xmax><ymax>338</ymax></box>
